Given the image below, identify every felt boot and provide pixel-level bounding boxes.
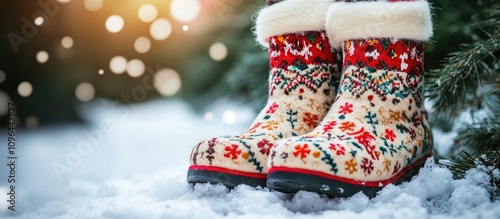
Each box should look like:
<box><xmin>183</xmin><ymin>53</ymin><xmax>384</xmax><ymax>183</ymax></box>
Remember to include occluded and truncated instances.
<box><xmin>188</xmin><ymin>0</ymin><xmax>340</xmax><ymax>188</ymax></box>
<box><xmin>267</xmin><ymin>0</ymin><xmax>434</xmax><ymax>197</ymax></box>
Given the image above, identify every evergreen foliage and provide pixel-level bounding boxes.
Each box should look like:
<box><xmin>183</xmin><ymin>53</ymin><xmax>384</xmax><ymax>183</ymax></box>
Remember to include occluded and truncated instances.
<box><xmin>426</xmin><ymin>2</ymin><xmax>500</xmax><ymax>194</ymax></box>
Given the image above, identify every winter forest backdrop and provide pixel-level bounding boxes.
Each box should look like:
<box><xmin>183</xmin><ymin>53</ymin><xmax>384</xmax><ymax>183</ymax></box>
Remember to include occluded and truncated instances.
<box><xmin>0</xmin><ymin>0</ymin><xmax>499</xmax><ymax>218</ymax></box>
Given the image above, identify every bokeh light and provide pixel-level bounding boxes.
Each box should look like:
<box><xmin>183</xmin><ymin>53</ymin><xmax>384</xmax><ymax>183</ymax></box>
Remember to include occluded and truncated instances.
<box><xmin>84</xmin><ymin>0</ymin><xmax>103</xmax><ymax>12</ymax></box>
<box><xmin>150</xmin><ymin>18</ymin><xmax>172</xmax><ymax>41</ymax></box>
<box><xmin>57</xmin><ymin>0</ymin><xmax>72</xmax><ymax>4</ymax></box>
<box><xmin>154</xmin><ymin>68</ymin><xmax>182</xmax><ymax>96</ymax></box>
<box><xmin>34</xmin><ymin>16</ymin><xmax>44</xmax><ymax>26</ymax></box>
<box><xmin>209</xmin><ymin>42</ymin><xmax>228</xmax><ymax>61</ymax></box>
<box><xmin>134</xmin><ymin>37</ymin><xmax>151</xmax><ymax>54</ymax></box>
<box><xmin>18</xmin><ymin>81</ymin><xmax>33</xmax><ymax>97</ymax></box>
<box><xmin>204</xmin><ymin>112</ymin><xmax>214</xmax><ymax>121</ymax></box>
<box><xmin>126</xmin><ymin>59</ymin><xmax>145</xmax><ymax>78</ymax></box>
<box><xmin>0</xmin><ymin>91</ymin><xmax>10</xmax><ymax>116</ymax></box>
<box><xmin>98</xmin><ymin>69</ymin><xmax>104</xmax><ymax>75</ymax></box>
<box><xmin>25</xmin><ymin>116</ymin><xmax>39</xmax><ymax>129</ymax></box>
<box><xmin>223</xmin><ymin>110</ymin><xmax>237</xmax><ymax>125</ymax></box>
<box><xmin>170</xmin><ymin>0</ymin><xmax>201</xmax><ymax>22</ymax></box>
<box><xmin>105</xmin><ymin>15</ymin><xmax>124</xmax><ymax>33</ymax></box>
<box><xmin>61</xmin><ymin>36</ymin><xmax>74</xmax><ymax>49</ymax></box>
<box><xmin>75</xmin><ymin>82</ymin><xmax>95</xmax><ymax>102</ymax></box>
<box><xmin>0</xmin><ymin>70</ymin><xmax>5</xmax><ymax>83</ymax></box>
<box><xmin>182</xmin><ymin>25</ymin><xmax>189</xmax><ymax>31</ymax></box>
<box><xmin>109</xmin><ymin>56</ymin><xmax>127</xmax><ymax>74</ymax></box>
<box><xmin>138</xmin><ymin>4</ymin><xmax>158</xmax><ymax>23</ymax></box>
<box><xmin>36</xmin><ymin>51</ymin><xmax>49</xmax><ymax>63</ymax></box>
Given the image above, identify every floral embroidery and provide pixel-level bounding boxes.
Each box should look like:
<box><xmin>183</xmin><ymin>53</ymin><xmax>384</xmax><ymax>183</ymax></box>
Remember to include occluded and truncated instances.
<box><xmin>338</xmin><ymin>102</ymin><xmax>354</xmax><ymax>114</ymax></box>
<box><xmin>268</xmin><ymin>37</ymin><xmax>432</xmax><ymax>184</ymax></box>
<box><xmin>360</xmin><ymin>158</ymin><xmax>374</xmax><ymax>175</ymax></box>
<box><xmin>262</xmin><ymin>120</ymin><xmax>279</xmax><ymax>131</ymax></box>
<box><xmin>293</xmin><ymin>144</ymin><xmax>311</xmax><ymax>159</ymax></box>
<box><xmin>329</xmin><ymin>143</ymin><xmax>346</xmax><ymax>156</ymax></box>
<box><xmin>303</xmin><ymin>112</ymin><xmax>320</xmax><ymax>128</ymax></box>
<box><xmin>339</xmin><ymin>121</ymin><xmax>356</xmax><ymax>132</ymax></box>
<box><xmin>345</xmin><ymin>159</ymin><xmax>358</xmax><ymax>174</ymax></box>
<box><xmin>322</xmin><ymin>121</ymin><xmax>337</xmax><ymax>134</ymax></box>
<box><xmin>224</xmin><ymin>145</ymin><xmax>242</xmax><ymax>159</ymax></box>
<box><xmin>266</xmin><ymin>102</ymin><xmax>279</xmax><ymax>114</ymax></box>
<box><xmin>190</xmin><ymin>31</ymin><xmax>339</xmax><ymax>175</ymax></box>
<box><xmin>257</xmin><ymin>139</ymin><xmax>273</xmax><ymax>155</ymax></box>
<box><xmin>385</xmin><ymin>129</ymin><xmax>396</xmax><ymax>142</ymax></box>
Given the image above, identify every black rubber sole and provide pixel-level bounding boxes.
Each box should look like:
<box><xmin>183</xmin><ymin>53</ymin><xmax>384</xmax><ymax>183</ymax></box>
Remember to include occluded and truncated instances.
<box><xmin>187</xmin><ymin>169</ymin><xmax>267</xmax><ymax>188</ymax></box>
<box><xmin>267</xmin><ymin>158</ymin><xmax>427</xmax><ymax>198</ymax></box>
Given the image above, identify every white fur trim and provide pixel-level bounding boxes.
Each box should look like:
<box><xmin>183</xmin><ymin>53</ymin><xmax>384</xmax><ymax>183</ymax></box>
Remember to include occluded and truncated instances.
<box><xmin>255</xmin><ymin>0</ymin><xmax>331</xmax><ymax>47</ymax></box>
<box><xmin>326</xmin><ymin>1</ymin><xmax>433</xmax><ymax>47</ymax></box>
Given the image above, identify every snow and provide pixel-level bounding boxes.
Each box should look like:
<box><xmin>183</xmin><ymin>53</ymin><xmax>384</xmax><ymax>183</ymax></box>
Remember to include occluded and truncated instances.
<box><xmin>1</xmin><ymin>99</ymin><xmax>499</xmax><ymax>219</ymax></box>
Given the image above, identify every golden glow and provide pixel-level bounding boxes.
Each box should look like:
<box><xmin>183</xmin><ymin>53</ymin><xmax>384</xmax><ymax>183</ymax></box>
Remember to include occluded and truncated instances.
<box><xmin>150</xmin><ymin>18</ymin><xmax>172</xmax><ymax>40</ymax></box>
<box><xmin>109</xmin><ymin>56</ymin><xmax>127</xmax><ymax>74</ymax></box>
<box><xmin>57</xmin><ymin>0</ymin><xmax>72</xmax><ymax>4</ymax></box>
<box><xmin>170</xmin><ymin>0</ymin><xmax>201</xmax><ymax>22</ymax></box>
<box><xmin>105</xmin><ymin>15</ymin><xmax>124</xmax><ymax>33</ymax></box>
<box><xmin>126</xmin><ymin>59</ymin><xmax>145</xmax><ymax>78</ymax></box>
<box><xmin>209</xmin><ymin>42</ymin><xmax>228</xmax><ymax>61</ymax></box>
<box><xmin>18</xmin><ymin>81</ymin><xmax>33</xmax><ymax>98</ymax></box>
<box><xmin>61</xmin><ymin>36</ymin><xmax>74</xmax><ymax>49</ymax></box>
<box><xmin>84</xmin><ymin>0</ymin><xmax>103</xmax><ymax>12</ymax></box>
<box><xmin>75</xmin><ymin>82</ymin><xmax>95</xmax><ymax>102</ymax></box>
<box><xmin>154</xmin><ymin>68</ymin><xmax>182</xmax><ymax>96</ymax></box>
<box><xmin>36</xmin><ymin>51</ymin><xmax>49</xmax><ymax>64</ymax></box>
<box><xmin>138</xmin><ymin>4</ymin><xmax>158</xmax><ymax>23</ymax></box>
<box><xmin>34</xmin><ymin>16</ymin><xmax>44</xmax><ymax>26</ymax></box>
<box><xmin>134</xmin><ymin>37</ymin><xmax>151</xmax><ymax>54</ymax></box>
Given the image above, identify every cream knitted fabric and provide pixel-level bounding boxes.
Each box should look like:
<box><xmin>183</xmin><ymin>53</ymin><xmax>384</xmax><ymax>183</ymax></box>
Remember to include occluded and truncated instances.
<box><xmin>188</xmin><ymin>0</ymin><xmax>340</xmax><ymax>187</ymax></box>
<box><xmin>267</xmin><ymin>0</ymin><xmax>433</xmax><ymax>196</ymax></box>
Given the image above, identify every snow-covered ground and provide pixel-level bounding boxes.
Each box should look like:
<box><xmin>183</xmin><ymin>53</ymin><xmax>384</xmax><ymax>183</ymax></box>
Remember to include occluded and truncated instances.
<box><xmin>0</xmin><ymin>99</ymin><xmax>499</xmax><ymax>219</ymax></box>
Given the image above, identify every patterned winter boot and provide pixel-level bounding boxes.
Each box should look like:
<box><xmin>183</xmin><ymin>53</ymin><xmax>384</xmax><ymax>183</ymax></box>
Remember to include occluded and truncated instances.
<box><xmin>187</xmin><ymin>0</ymin><xmax>340</xmax><ymax>188</ymax></box>
<box><xmin>266</xmin><ymin>0</ymin><xmax>434</xmax><ymax>197</ymax></box>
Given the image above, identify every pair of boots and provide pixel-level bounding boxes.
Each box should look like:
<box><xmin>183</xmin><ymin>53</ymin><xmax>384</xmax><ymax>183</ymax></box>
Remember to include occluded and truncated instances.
<box><xmin>188</xmin><ymin>0</ymin><xmax>434</xmax><ymax>197</ymax></box>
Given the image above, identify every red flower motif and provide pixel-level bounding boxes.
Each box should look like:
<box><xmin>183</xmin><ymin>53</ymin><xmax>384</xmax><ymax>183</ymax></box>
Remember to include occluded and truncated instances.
<box><xmin>303</xmin><ymin>112</ymin><xmax>319</xmax><ymax>128</ymax></box>
<box><xmin>292</xmin><ymin>144</ymin><xmax>311</xmax><ymax>158</ymax></box>
<box><xmin>338</xmin><ymin>102</ymin><xmax>354</xmax><ymax>115</ymax></box>
<box><xmin>385</xmin><ymin>129</ymin><xmax>396</xmax><ymax>142</ymax></box>
<box><xmin>361</xmin><ymin>158</ymin><xmax>374</xmax><ymax>175</ymax></box>
<box><xmin>352</xmin><ymin>128</ymin><xmax>376</xmax><ymax>147</ymax></box>
<box><xmin>351</xmin><ymin>127</ymin><xmax>378</xmax><ymax>160</ymax></box>
<box><xmin>257</xmin><ymin>139</ymin><xmax>273</xmax><ymax>155</ymax></box>
<box><xmin>224</xmin><ymin>145</ymin><xmax>242</xmax><ymax>159</ymax></box>
<box><xmin>247</xmin><ymin>122</ymin><xmax>262</xmax><ymax>133</ymax></box>
<box><xmin>328</xmin><ymin>143</ymin><xmax>346</xmax><ymax>156</ymax></box>
<box><xmin>322</xmin><ymin>121</ymin><xmax>337</xmax><ymax>134</ymax></box>
<box><xmin>266</xmin><ymin>102</ymin><xmax>279</xmax><ymax>114</ymax></box>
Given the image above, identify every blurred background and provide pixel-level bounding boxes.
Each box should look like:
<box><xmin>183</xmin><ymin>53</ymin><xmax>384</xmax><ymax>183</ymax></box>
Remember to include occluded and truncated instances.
<box><xmin>0</xmin><ymin>0</ymin><xmax>265</xmax><ymax>127</ymax></box>
<box><xmin>0</xmin><ymin>0</ymin><xmax>498</xmax><ymax>162</ymax></box>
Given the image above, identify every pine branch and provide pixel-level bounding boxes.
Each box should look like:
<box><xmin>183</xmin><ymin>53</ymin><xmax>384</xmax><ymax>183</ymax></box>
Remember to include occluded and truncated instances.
<box><xmin>426</xmin><ymin>4</ymin><xmax>500</xmax><ymax>117</ymax></box>
<box><xmin>453</xmin><ymin>118</ymin><xmax>500</xmax><ymax>155</ymax></box>
<box><xmin>444</xmin><ymin>150</ymin><xmax>500</xmax><ymax>191</ymax></box>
